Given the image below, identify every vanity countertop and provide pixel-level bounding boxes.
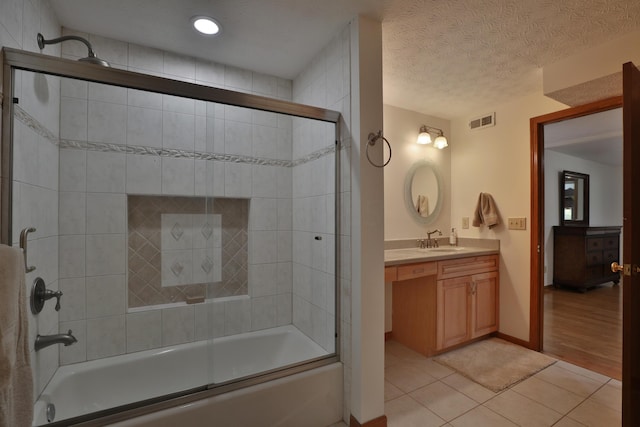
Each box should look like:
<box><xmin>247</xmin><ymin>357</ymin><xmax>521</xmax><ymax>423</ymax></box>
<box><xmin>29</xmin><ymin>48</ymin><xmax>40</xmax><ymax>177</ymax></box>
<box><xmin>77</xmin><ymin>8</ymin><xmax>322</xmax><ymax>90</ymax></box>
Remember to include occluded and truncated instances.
<box><xmin>385</xmin><ymin>246</ymin><xmax>499</xmax><ymax>266</ymax></box>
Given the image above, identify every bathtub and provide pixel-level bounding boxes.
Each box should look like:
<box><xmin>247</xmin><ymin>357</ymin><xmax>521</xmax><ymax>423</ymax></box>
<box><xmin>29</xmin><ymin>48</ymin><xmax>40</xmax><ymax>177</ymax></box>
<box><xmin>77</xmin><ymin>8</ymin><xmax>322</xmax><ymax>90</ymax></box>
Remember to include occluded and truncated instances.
<box><xmin>33</xmin><ymin>325</ymin><xmax>340</xmax><ymax>426</ymax></box>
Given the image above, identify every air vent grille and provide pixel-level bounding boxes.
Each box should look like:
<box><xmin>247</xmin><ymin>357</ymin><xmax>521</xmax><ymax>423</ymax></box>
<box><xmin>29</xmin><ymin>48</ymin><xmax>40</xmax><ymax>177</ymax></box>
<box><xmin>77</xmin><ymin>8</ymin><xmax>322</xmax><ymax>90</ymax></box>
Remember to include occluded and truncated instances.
<box><xmin>469</xmin><ymin>113</ymin><xmax>496</xmax><ymax>130</ymax></box>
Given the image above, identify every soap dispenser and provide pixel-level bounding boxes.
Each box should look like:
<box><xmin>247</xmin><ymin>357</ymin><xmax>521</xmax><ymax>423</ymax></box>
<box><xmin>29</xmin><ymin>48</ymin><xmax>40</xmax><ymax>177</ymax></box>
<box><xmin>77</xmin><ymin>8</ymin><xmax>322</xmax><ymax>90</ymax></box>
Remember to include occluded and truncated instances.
<box><xmin>449</xmin><ymin>228</ymin><xmax>457</xmax><ymax>246</ymax></box>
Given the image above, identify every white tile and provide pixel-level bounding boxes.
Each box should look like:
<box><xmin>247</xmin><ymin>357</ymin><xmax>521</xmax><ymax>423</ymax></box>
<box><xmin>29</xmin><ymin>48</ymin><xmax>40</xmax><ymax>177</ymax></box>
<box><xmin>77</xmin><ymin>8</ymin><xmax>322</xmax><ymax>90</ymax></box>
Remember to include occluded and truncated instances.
<box><xmin>249</xmin><ymin>198</ymin><xmax>277</xmax><ymax>231</ymax></box>
<box><xmin>58</xmin><ymin>278</ymin><xmax>86</xmax><ymax>322</ymax></box>
<box><xmin>126</xmin><ymin>154</ymin><xmax>162</xmax><ymax>194</ymax></box>
<box><xmin>277</xmin><ymin>262</ymin><xmax>293</xmax><ymax>294</ymax></box>
<box><xmin>209</xmin><ymin>300</ymin><xmax>226</xmax><ymax>338</ymax></box>
<box><xmin>276</xmin><ymin>167</ymin><xmax>293</xmax><ymax>198</ymax></box>
<box><xmin>86</xmin><ymin>193</ymin><xmax>126</xmax><ymax>234</ymax></box>
<box><xmin>161</xmin><ymin>157</ymin><xmax>195</xmax><ymax>195</ymax></box>
<box><xmin>440</xmin><ymin>373</ymin><xmax>498</xmax><ymax>403</ymax></box>
<box><xmin>224</xmin><ymin>66</ymin><xmax>252</xmax><ymax>91</ymax></box>
<box><xmin>60</xmin><ymin>96</ymin><xmax>87</xmax><ymax>141</ymax></box>
<box><xmin>277</xmin><ymin>231</ymin><xmax>292</xmax><ymax>263</ymax></box>
<box><xmin>195</xmin><ymin>115</ymin><xmax>207</xmax><ymax>152</ymax></box>
<box><xmin>250</xmin><ymin>263</ymin><xmax>278</xmax><ymax>297</ymax></box>
<box><xmin>385</xmin><ymin>362</ymin><xmax>438</xmax><ymax>394</ymax></box>
<box><xmin>224</xmin><ymin>163</ymin><xmax>252</xmax><ymax>197</ymax></box>
<box><xmin>86</xmin><ymin>151</ymin><xmax>126</xmax><ymax>193</ymax></box>
<box><xmin>85</xmin><ymin>234</ymin><xmax>126</xmax><ymax>276</ymax></box>
<box><xmin>535</xmin><ymin>365</ymin><xmax>606</xmax><ymax>397</ymax></box>
<box><xmin>194</xmin><ymin>159</ymin><xmax>225</xmax><ymax>197</ymax></box>
<box><xmin>192</xmin><ymin>214</ymin><xmax>221</xmax><ymax>249</ymax></box>
<box><xmin>86</xmin><ymin>315</ymin><xmax>126</xmax><ymax>360</ymax></box>
<box><xmin>193</xmin><ymin>248</ymin><xmax>220</xmax><ymax>283</ymax></box>
<box><xmin>224</xmin><ymin>120</ymin><xmax>252</xmax><ymax>156</ymax></box>
<box><xmin>512</xmin><ymin>376</ymin><xmax>585</xmax><ymax>415</ymax></box>
<box><xmin>292</xmin><ymin>295</ymin><xmax>311</xmax><ymax>336</ymax></box>
<box><xmin>162</xmin><ymin>94</ymin><xmax>195</xmax><ymax>114</ymax></box>
<box><xmin>224</xmin><ymin>298</ymin><xmax>251</xmax><ymax>335</ymax></box>
<box><xmin>250</xmin><ymin>231</ymin><xmax>278</xmax><ymax>264</ymax></box>
<box><xmin>88</xmin><ymin>100</ymin><xmax>127</xmax><ymax>144</ymax></box>
<box><xmin>208</xmin><ymin>117</ymin><xmax>225</xmax><ymax>153</ymax></box>
<box><xmin>252</xmin><ymin>165</ymin><xmax>278</xmax><ymax>197</ymax></box>
<box><xmin>161</xmin><ymin>249</ymin><xmax>193</xmax><ymax>287</ymax></box>
<box><xmin>162</xmin><ymin>111</ymin><xmax>195</xmax><ymax>150</ymax></box>
<box><xmin>61</xmin><ymin>77</ymin><xmax>88</xmax><ymax>99</ymax></box>
<box><xmin>59</xmin><ymin>320</ymin><xmax>86</xmax><ymax>365</ymax></box>
<box><xmin>88</xmin><ymin>34</ymin><xmax>128</xmax><ymax>67</ymax></box>
<box><xmin>293</xmin><ymin>263</ymin><xmax>312</xmax><ymax>301</ymax></box>
<box><xmin>59</xmin><ymin>148</ymin><xmax>87</xmax><ymax>192</ymax></box>
<box><xmin>161</xmin><ymin>213</ymin><xmax>194</xmax><ymax>251</ymax></box>
<box><xmin>162</xmin><ymin>306</ymin><xmax>195</xmax><ymax>345</ymax></box>
<box><xmin>194</xmin><ymin>303</ymin><xmax>210</xmax><ymax>341</ymax></box>
<box><xmin>59</xmin><ymin>191</ymin><xmax>86</xmax><ymax>235</ymax></box>
<box><xmin>59</xmin><ymin>235</ymin><xmax>85</xmax><ymax>278</ymax></box>
<box><xmin>88</xmin><ymin>82</ymin><xmax>127</xmax><ymax>104</ymax></box>
<box><xmin>0</xmin><ymin>0</ymin><xmax>23</xmax><ymax>53</ymax></box>
<box><xmin>128</xmin><ymin>88</ymin><xmax>163</xmax><ymax>109</ymax></box>
<box><xmin>277</xmin><ymin>198</ymin><xmax>292</xmax><ymax>230</ymax></box>
<box><xmin>85</xmin><ymin>275</ymin><xmax>126</xmax><ymax>318</ymax></box>
<box><xmin>126</xmin><ymin>310</ymin><xmax>162</xmax><ymax>353</ymax></box>
<box><xmin>311</xmin><ymin>303</ymin><xmax>327</xmax><ymax>348</ymax></box>
<box><xmin>450</xmin><ymin>405</ymin><xmax>517</xmax><ymax>427</ymax></box>
<box><xmin>195</xmin><ymin>60</ymin><xmax>224</xmax><ymax>85</ymax></box>
<box><xmin>163</xmin><ymin>52</ymin><xmax>195</xmax><ymax>80</ymax></box>
<box><xmin>251</xmin><ymin>296</ymin><xmax>277</xmax><ymax>331</ymax></box>
<box><xmin>128</xmin><ymin>43</ymin><xmax>163</xmax><ymax>73</ymax></box>
<box><xmin>252</xmin><ymin>73</ymin><xmax>278</xmax><ymax>97</ymax></box>
<box><xmin>276</xmin><ymin>293</ymin><xmax>292</xmax><ymax>326</ymax></box>
<box><xmin>409</xmin><ymin>381</ymin><xmax>478</xmax><ymax>422</ymax></box>
<box><xmin>127</xmin><ymin>106</ymin><xmax>162</xmax><ymax>148</ymax></box>
<box><xmin>311</xmin><ymin>270</ymin><xmax>328</xmax><ymax>310</ymax></box>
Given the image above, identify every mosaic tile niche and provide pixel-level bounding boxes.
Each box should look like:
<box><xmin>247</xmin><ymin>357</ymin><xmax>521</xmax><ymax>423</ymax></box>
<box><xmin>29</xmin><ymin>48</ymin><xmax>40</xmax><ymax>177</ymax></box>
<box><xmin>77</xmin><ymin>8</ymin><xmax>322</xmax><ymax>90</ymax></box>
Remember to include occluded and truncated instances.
<box><xmin>128</xmin><ymin>195</ymin><xmax>248</xmax><ymax>307</ymax></box>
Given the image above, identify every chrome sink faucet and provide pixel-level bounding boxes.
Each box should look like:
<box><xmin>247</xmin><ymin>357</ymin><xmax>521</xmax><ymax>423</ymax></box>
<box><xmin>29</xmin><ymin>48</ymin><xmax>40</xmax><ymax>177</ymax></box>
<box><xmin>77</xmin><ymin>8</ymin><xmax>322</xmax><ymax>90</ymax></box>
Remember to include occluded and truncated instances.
<box><xmin>426</xmin><ymin>229</ymin><xmax>442</xmax><ymax>248</ymax></box>
<box><xmin>35</xmin><ymin>330</ymin><xmax>77</xmax><ymax>351</ymax></box>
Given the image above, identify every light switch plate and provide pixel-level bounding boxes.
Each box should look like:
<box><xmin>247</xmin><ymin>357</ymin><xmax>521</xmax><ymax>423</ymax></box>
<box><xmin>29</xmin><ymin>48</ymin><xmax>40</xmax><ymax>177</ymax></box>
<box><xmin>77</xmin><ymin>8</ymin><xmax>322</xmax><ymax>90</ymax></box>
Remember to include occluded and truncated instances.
<box><xmin>508</xmin><ymin>217</ymin><xmax>526</xmax><ymax>230</ymax></box>
<box><xmin>462</xmin><ymin>217</ymin><xmax>469</xmax><ymax>229</ymax></box>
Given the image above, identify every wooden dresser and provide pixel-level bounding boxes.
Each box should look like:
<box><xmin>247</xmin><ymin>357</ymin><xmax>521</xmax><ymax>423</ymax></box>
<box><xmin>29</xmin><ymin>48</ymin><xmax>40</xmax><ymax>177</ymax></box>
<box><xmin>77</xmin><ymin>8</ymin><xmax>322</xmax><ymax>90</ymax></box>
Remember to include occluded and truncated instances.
<box><xmin>552</xmin><ymin>226</ymin><xmax>621</xmax><ymax>291</ymax></box>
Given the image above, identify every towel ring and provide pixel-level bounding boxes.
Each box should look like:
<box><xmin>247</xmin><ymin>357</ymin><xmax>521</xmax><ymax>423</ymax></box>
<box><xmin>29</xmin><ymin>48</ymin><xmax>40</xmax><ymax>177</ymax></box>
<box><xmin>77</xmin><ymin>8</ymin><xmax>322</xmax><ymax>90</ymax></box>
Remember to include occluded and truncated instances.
<box><xmin>366</xmin><ymin>130</ymin><xmax>392</xmax><ymax>168</ymax></box>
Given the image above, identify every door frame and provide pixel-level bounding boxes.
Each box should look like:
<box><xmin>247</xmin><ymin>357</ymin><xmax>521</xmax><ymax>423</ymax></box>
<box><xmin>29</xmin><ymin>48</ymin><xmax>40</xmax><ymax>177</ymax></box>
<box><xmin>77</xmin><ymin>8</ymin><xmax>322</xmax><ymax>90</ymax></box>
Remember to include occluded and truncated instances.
<box><xmin>529</xmin><ymin>96</ymin><xmax>623</xmax><ymax>351</ymax></box>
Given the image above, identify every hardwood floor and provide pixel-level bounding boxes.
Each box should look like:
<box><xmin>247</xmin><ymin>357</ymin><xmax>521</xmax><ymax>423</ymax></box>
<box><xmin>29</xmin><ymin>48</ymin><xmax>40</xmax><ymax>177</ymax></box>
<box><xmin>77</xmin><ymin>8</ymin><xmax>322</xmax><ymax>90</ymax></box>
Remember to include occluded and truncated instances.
<box><xmin>543</xmin><ymin>283</ymin><xmax>622</xmax><ymax>380</ymax></box>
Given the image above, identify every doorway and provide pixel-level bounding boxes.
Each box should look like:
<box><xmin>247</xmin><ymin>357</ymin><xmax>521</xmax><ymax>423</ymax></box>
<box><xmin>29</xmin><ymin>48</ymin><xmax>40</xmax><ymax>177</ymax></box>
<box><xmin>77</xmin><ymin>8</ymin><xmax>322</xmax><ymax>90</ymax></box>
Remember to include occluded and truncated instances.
<box><xmin>529</xmin><ymin>97</ymin><xmax>623</xmax><ymax>376</ymax></box>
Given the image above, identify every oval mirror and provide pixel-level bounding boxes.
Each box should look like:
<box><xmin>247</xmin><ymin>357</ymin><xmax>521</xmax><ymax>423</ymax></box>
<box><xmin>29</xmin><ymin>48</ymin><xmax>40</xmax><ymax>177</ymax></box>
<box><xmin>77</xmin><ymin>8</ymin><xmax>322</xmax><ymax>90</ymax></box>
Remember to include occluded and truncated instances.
<box><xmin>404</xmin><ymin>160</ymin><xmax>443</xmax><ymax>224</ymax></box>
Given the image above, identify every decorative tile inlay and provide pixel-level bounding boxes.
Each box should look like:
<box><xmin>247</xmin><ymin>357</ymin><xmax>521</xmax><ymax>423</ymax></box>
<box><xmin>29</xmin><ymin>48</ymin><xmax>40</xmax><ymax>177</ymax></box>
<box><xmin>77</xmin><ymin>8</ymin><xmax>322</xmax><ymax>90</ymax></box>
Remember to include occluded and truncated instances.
<box><xmin>171</xmin><ymin>223</ymin><xmax>184</xmax><ymax>241</ymax></box>
<box><xmin>127</xmin><ymin>195</ymin><xmax>249</xmax><ymax>307</ymax></box>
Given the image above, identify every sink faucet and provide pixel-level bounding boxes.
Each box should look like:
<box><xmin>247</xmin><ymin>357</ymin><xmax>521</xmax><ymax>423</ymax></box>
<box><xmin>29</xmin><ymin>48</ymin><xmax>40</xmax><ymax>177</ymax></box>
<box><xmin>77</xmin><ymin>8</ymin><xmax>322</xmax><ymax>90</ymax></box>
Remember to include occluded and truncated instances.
<box><xmin>426</xmin><ymin>229</ymin><xmax>442</xmax><ymax>248</ymax></box>
<box><xmin>35</xmin><ymin>330</ymin><xmax>77</xmax><ymax>351</ymax></box>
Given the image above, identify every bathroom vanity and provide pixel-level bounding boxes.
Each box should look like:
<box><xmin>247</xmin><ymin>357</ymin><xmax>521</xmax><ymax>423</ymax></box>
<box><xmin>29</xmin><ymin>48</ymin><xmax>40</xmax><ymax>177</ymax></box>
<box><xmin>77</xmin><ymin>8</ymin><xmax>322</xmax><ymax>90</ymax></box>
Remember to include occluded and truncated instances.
<box><xmin>385</xmin><ymin>245</ymin><xmax>499</xmax><ymax>356</ymax></box>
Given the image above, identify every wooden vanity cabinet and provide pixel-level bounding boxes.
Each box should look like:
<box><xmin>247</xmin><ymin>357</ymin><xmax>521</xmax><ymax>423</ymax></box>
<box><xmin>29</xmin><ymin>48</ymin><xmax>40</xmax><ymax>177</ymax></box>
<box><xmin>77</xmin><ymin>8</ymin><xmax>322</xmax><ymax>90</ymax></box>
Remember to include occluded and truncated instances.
<box><xmin>436</xmin><ymin>255</ymin><xmax>499</xmax><ymax>351</ymax></box>
<box><xmin>389</xmin><ymin>254</ymin><xmax>499</xmax><ymax>356</ymax></box>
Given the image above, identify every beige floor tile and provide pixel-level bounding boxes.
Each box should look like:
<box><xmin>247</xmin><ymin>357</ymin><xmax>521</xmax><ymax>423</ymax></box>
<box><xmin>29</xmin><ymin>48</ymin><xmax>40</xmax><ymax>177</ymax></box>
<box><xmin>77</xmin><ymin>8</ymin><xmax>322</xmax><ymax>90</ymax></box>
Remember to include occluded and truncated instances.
<box><xmin>385</xmin><ymin>363</ymin><xmax>438</xmax><ymax>393</ymax></box>
<box><xmin>385</xmin><ymin>340</ymin><xmax>426</xmax><ymax>361</ymax></box>
<box><xmin>484</xmin><ymin>389</ymin><xmax>563</xmax><ymax>426</ymax></box>
<box><xmin>511</xmin><ymin>376</ymin><xmax>585</xmax><ymax>414</ymax></box>
<box><xmin>385</xmin><ymin>380</ymin><xmax>404</xmax><ymax>402</ymax></box>
<box><xmin>385</xmin><ymin>351</ymin><xmax>403</xmax><ymax>368</ymax></box>
<box><xmin>552</xmin><ymin>417</ymin><xmax>587</xmax><ymax>427</ymax></box>
<box><xmin>409</xmin><ymin>381</ymin><xmax>478</xmax><ymax>421</ymax></box>
<box><xmin>412</xmin><ymin>358</ymin><xmax>455</xmax><ymax>379</ymax></box>
<box><xmin>441</xmin><ymin>373</ymin><xmax>499</xmax><ymax>403</ymax></box>
<box><xmin>553</xmin><ymin>360</ymin><xmax>611</xmax><ymax>384</ymax></box>
<box><xmin>567</xmin><ymin>398</ymin><xmax>622</xmax><ymax>426</ymax></box>
<box><xmin>589</xmin><ymin>381</ymin><xmax>621</xmax><ymax>412</ymax></box>
<box><xmin>385</xmin><ymin>395</ymin><xmax>447</xmax><ymax>427</ymax></box>
<box><xmin>449</xmin><ymin>405</ymin><xmax>517</xmax><ymax>427</ymax></box>
<box><xmin>326</xmin><ymin>422</ymin><xmax>348</xmax><ymax>427</ymax></box>
<box><xmin>534</xmin><ymin>365</ymin><xmax>605</xmax><ymax>397</ymax></box>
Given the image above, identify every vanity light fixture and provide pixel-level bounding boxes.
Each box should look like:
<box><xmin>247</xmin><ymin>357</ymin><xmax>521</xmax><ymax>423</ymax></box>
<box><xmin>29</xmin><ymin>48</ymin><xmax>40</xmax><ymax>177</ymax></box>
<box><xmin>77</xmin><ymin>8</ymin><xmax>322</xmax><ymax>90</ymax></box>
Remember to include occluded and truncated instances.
<box><xmin>416</xmin><ymin>125</ymin><xmax>448</xmax><ymax>149</ymax></box>
<box><xmin>192</xmin><ymin>16</ymin><xmax>221</xmax><ymax>35</ymax></box>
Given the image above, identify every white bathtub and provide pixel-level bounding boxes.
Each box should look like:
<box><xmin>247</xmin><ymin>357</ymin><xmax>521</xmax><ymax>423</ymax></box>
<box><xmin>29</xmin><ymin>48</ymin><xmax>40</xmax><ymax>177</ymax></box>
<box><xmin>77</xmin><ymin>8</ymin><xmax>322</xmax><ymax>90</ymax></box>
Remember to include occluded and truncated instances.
<box><xmin>33</xmin><ymin>325</ymin><xmax>338</xmax><ymax>426</ymax></box>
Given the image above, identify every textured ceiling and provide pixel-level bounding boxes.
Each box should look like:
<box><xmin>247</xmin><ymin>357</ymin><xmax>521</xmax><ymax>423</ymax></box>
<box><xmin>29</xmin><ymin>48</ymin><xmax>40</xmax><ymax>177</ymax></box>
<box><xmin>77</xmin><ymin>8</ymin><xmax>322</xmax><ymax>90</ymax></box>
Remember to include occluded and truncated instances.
<box><xmin>48</xmin><ymin>0</ymin><xmax>640</xmax><ymax>119</ymax></box>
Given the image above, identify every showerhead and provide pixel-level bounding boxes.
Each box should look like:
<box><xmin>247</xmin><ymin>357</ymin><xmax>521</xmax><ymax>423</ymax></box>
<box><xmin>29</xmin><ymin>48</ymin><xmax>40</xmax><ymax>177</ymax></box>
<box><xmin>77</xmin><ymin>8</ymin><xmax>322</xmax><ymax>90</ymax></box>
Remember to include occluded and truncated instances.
<box><xmin>37</xmin><ymin>33</ymin><xmax>110</xmax><ymax>67</ymax></box>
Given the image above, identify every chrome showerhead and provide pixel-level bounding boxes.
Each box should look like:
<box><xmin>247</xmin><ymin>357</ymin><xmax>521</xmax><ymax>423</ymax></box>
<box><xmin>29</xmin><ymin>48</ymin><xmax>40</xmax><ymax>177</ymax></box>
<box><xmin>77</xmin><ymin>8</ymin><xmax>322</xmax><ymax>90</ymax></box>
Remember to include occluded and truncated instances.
<box><xmin>37</xmin><ymin>33</ymin><xmax>110</xmax><ymax>67</ymax></box>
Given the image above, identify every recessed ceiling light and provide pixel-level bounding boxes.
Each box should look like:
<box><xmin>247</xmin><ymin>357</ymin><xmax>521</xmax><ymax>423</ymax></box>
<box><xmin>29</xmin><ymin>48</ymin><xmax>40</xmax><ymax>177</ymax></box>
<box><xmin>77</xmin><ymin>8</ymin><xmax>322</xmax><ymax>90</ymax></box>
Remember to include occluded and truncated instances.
<box><xmin>192</xmin><ymin>16</ymin><xmax>221</xmax><ymax>35</ymax></box>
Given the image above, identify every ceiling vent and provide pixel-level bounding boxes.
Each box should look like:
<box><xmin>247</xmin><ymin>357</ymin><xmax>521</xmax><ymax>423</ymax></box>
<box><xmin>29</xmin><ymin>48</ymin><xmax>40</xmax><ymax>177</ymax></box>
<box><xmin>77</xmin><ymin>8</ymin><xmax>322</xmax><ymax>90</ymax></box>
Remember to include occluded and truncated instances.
<box><xmin>469</xmin><ymin>113</ymin><xmax>496</xmax><ymax>131</ymax></box>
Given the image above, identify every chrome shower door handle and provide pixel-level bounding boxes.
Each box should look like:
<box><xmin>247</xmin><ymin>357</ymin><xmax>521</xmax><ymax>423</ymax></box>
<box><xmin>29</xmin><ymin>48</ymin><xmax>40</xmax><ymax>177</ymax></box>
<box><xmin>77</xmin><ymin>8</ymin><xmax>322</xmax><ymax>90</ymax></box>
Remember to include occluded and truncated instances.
<box><xmin>20</xmin><ymin>227</ymin><xmax>36</xmax><ymax>273</ymax></box>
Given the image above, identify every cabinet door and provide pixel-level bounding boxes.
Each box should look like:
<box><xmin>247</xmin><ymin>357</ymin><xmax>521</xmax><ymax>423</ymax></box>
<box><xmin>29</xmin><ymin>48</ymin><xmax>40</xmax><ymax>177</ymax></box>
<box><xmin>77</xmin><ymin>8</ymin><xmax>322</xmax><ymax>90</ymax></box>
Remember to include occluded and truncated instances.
<box><xmin>471</xmin><ymin>271</ymin><xmax>499</xmax><ymax>338</ymax></box>
<box><xmin>436</xmin><ymin>276</ymin><xmax>471</xmax><ymax>349</ymax></box>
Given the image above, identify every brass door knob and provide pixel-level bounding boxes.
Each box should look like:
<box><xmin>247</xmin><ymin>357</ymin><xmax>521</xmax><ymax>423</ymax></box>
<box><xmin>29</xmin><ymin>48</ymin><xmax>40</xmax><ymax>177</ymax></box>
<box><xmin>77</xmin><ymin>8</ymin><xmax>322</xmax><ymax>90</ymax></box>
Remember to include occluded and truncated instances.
<box><xmin>611</xmin><ymin>262</ymin><xmax>624</xmax><ymax>273</ymax></box>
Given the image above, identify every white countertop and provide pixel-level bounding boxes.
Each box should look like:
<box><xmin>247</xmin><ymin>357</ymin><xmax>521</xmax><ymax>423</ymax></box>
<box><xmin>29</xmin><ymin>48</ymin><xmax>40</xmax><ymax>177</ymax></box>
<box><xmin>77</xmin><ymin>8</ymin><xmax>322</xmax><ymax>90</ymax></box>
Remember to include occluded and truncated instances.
<box><xmin>384</xmin><ymin>246</ymin><xmax>499</xmax><ymax>266</ymax></box>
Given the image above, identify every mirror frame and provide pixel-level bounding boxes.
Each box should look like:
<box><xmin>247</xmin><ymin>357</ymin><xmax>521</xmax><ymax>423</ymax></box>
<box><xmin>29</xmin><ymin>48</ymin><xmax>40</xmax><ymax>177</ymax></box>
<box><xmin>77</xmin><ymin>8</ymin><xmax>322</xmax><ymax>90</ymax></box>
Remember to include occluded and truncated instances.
<box><xmin>559</xmin><ymin>170</ymin><xmax>589</xmax><ymax>226</ymax></box>
<box><xmin>404</xmin><ymin>160</ymin><xmax>443</xmax><ymax>225</ymax></box>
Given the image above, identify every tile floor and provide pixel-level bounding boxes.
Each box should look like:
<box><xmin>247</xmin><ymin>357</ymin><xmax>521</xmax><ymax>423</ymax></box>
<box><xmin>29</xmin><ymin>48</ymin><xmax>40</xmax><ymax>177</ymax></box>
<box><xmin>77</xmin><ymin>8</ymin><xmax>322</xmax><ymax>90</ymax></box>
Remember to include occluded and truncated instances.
<box><xmin>382</xmin><ymin>340</ymin><xmax>621</xmax><ymax>427</ymax></box>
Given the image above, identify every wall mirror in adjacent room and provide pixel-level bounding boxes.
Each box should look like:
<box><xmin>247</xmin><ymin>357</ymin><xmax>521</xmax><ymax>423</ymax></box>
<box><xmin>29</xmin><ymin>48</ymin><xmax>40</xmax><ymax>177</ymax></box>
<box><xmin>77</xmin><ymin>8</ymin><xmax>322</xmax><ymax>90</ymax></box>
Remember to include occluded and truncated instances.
<box><xmin>404</xmin><ymin>160</ymin><xmax>442</xmax><ymax>224</ymax></box>
<box><xmin>560</xmin><ymin>170</ymin><xmax>589</xmax><ymax>226</ymax></box>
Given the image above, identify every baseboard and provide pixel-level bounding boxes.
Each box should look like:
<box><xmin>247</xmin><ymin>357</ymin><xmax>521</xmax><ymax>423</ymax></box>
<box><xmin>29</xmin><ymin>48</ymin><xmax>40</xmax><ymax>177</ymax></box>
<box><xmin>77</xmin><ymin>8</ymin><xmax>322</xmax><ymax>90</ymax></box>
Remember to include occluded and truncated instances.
<box><xmin>384</xmin><ymin>332</ymin><xmax>393</xmax><ymax>341</ymax></box>
<box><xmin>494</xmin><ymin>332</ymin><xmax>533</xmax><ymax>350</ymax></box>
<box><xmin>350</xmin><ymin>414</ymin><xmax>388</xmax><ymax>427</ymax></box>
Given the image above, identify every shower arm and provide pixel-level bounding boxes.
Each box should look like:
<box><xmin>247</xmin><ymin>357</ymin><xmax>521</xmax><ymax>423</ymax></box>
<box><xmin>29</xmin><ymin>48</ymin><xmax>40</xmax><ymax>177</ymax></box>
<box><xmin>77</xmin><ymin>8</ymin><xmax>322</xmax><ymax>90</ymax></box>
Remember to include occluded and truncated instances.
<box><xmin>37</xmin><ymin>33</ymin><xmax>98</xmax><ymax>58</ymax></box>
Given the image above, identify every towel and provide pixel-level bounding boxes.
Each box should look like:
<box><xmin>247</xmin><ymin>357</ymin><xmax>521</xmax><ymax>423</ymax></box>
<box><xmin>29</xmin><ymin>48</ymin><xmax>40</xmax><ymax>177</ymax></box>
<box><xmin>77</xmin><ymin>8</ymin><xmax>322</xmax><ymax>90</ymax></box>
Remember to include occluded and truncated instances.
<box><xmin>0</xmin><ymin>245</ymin><xmax>33</xmax><ymax>427</ymax></box>
<box><xmin>472</xmin><ymin>192</ymin><xmax>500</xmax><ymax>229</ymax></box>
<box><xmin>416</xmin><ymin>195</ymin><xmax>429</xmax><ymax>217</ymax></box>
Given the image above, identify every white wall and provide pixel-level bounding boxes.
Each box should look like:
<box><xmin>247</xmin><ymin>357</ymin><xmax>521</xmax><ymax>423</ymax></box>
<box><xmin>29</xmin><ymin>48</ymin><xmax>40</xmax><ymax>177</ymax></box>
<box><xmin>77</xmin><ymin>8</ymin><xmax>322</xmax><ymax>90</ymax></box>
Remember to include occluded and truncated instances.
<box><xmin>543</xmin><ymin>150</ymin><xmax>623</xmax><ymax>285</ymax></box>
<box><xmin>383</xmin><ymin>105</ymin><xmax>451</xmax><ymax>240</ymax></box>
<box><xmin>450</xmin><ymin>92</ymin><xmax>566</xmax><ymax>341</ymax></box>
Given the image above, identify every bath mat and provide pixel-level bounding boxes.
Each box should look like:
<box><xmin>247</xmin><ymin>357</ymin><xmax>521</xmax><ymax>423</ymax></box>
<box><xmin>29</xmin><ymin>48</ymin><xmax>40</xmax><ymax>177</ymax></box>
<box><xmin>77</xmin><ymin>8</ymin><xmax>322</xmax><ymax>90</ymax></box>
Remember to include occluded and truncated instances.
<box><xmin>433</xmin><ymin>338</ymin><xmax>556</xmax><ymax>392</ymax></box>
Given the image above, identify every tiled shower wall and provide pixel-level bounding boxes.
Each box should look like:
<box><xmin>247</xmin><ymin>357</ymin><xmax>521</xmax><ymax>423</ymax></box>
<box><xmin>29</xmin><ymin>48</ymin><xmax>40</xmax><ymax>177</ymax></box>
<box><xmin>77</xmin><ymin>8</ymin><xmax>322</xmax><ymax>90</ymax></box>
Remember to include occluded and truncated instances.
<box><xmin>1</xmin><ymin>0</ymin><xmax>62</xmax><ymax>399</ymax></box>
<box><xmin>292</xmin><ymin>24</ymin><xmax>353</xmax><ymax>422</ymax></box>
<box><xmin>55</xmin><ymin>27</ymin><xmax>338</xmax><ymax>366</ymax></box>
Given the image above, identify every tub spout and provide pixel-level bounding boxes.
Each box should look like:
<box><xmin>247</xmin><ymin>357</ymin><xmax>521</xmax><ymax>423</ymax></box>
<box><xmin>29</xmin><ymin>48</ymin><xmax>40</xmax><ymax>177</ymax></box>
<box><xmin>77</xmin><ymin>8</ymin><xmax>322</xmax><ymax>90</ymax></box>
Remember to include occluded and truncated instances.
<box><xmin>35</xmin><ymin>330</ymin><xmax>77</xmax><ymax>351</ymax></box>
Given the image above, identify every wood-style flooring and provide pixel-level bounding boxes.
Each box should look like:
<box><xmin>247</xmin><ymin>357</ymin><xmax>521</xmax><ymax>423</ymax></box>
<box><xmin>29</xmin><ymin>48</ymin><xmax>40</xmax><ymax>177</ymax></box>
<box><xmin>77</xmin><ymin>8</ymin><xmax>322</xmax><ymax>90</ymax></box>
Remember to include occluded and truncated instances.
<box><xmin>543</xmin><ymin>283</ymin><xmax>622</xmax><ymax>380</ymax></box>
